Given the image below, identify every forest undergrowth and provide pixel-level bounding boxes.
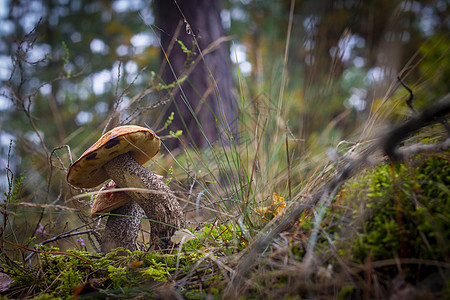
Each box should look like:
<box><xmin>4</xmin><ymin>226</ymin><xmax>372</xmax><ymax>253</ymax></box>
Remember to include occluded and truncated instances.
<box><xmin>2</xmin><ymin>73</ymin><xmax>449</xmax><ymax>299</ymax></box>
<box><xmin>1</xmin><ymin>6</ymin><xmax>450</xmax><ymax>300</ymax></box>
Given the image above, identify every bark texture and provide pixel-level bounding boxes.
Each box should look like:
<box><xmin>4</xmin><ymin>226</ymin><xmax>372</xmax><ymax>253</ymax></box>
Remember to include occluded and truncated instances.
<box><xmin>103</xmin><ymin>153</ymin><xmax>185</xmax><ymax>248</ymax></box>
<box><xmin>101</xmin><ymin>200</ymin><xmax>144</xmax><ymax>253</ymax></box>
<box><xmin>155</xmin><ymin>0</ymin><xmax>236</xmax><ymax>147</ymax></box>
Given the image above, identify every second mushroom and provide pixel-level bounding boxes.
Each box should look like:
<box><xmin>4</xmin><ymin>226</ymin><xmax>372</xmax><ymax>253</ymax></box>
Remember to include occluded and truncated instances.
<box><xmin>92</xmin><ymin>180</ymin><xmax>144</xmax><ymax>253</ymax></box>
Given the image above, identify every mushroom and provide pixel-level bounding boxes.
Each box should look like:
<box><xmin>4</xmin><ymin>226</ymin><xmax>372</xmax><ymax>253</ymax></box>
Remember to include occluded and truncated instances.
<box><xmin>67</xmin><ymin>125</ymin><xmax>185</xmax><ymax>250</ymax></box>
<box><xmin>92</xmin><ymin>181</ymin><xmax>145</xmax><ymax>253</ymax></box>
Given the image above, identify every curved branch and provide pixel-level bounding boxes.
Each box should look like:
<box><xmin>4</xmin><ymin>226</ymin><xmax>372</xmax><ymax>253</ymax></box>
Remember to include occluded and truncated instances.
<box><xmin>382</xmin><ymin>94</ymin><xmax>450</xmax><ymax>160</ymax></box>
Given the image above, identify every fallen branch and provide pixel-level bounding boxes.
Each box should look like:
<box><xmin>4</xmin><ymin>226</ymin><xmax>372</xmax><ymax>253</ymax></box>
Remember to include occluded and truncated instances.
<box><xmin>382</xmin><ymin>94</ymin><xmax>450</xmax><ymax>160</ymax></box>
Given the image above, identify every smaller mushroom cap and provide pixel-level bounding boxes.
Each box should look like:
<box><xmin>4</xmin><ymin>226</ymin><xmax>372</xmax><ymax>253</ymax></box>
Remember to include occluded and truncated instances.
<box><xmin>91</xmin><ymin>181</ymin><xmax>130</xmax><ymax>214</ymax></box>
<box><xmin>67</xmin><ymin>125</ymin><xmax>160</xmax><ymax>188</ymax></box>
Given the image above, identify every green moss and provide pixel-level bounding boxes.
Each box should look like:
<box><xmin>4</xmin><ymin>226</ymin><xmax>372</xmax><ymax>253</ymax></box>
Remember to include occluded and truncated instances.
<box><xmin>182</xmin><ymin>222</ymin><xmax>246</xmax><ymax>255</ymax></box>
<box><xmin>30</xmin><ymin>295</ymin><xmax>64</xmax><ymax>300</ymax></box>
<box><xmin>334</xmin><ymin>155</ymin><xmax>449</xmax><ymax>281</ymax></box>
<box><xmin>338</xmin><ymin>285</ymin><xmax>356</xmax><ymax>299</ymax></box>
<box><xmin>2</xmin><ymin>245</ymin><xmax>192</xmax><ymax>298</ymax></box>
<box><xmin>1</xmin><ymin>223</ymin><xmax>238</xmax><ymax>298</ymax></box>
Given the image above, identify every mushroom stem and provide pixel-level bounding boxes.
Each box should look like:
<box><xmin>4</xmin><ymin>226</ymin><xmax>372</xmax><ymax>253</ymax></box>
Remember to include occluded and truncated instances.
<box><xmin>101</xmin><ymin>200</ymin><xmax>144</xmax><ymax>253</ymax></box>
<box><xmin>103</xmin><ymin>152</ymin><xmax>185</xmax><ymax>248</ymax></box>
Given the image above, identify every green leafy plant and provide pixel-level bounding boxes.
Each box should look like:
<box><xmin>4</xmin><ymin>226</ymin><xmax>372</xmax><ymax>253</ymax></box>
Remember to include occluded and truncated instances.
<box><xmin>169</xmin><ymin>129</ymin><xmax>183</xmax><ymax>138</ymax></box>
<box><xmin>164</xmin><ymin>112</ymin><xmax>175</xmax><ymax>128</ymax></box>
<box><xmin>166</xmin><ymin>166</ymin><xmax>173</xmax><ymax>186</ymax></box>
<box><xmin>61</xmin><ymin>41</ymin><xmax>70</xmax><ymax>76</ymax></box>
<box><xmin>3</xmin><ymin>171</ymin><xmax>24</xmax><ymax>204</ymax></box>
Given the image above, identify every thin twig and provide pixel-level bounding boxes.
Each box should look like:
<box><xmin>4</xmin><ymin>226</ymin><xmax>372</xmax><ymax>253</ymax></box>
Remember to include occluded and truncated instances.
<box><xmin>1</xmin><ymin>141</ymin><xmax>14</xmax><ymax>253</ymax></box>
<box><xmin>397</xmin><ymin>75</ymin><xmax>416</xmax><ymax>113</ymax></box>
<box><xmin>31</xmin><ymin>230</ymin><xmax>94</xmax><ymax>249</ymax></box>
<box><xmin>6</xmin><ymin>240</ymin><xmax>93</xmax><ymax>264</ymax></box>
<box><xmin>285</xmin><ymin>122</ymin><xmax>292</xmax><ymax>201</ymax></box>
<box><xmin>25</xmin><ymin>217</ymin><xmax>102</xmax><ymax>261</ymax></box>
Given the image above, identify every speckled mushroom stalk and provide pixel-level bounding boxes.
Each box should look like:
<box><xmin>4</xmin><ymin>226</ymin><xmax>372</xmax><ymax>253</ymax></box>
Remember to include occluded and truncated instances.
<box><xmin>92</xmin><ymin>181</ymin><xmax>145</xmax><ymax>253</ymax></box>
<box><xmin>103</xmin><ymin>152</ymin><xmax>185</xmax><ymax>248</ymax></box>
<box><xmin>103</xmin><ymin>201</ymin><xmax>144</xmax><ymax>252</ymax></box>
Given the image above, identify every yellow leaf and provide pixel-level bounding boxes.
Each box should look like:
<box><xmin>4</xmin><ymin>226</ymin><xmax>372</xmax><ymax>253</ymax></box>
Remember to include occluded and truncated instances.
<box><xmin>256</xmin><ymin>192</ymin><xmax>286</xmax><ymax>221</ymax></box>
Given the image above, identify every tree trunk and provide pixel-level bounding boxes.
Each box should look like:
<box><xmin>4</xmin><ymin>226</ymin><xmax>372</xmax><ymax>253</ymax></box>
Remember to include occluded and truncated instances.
<box><xmin>155</xmin><ymin>0</ymin><xmax>236</xmax><ymax>148</ymax></box>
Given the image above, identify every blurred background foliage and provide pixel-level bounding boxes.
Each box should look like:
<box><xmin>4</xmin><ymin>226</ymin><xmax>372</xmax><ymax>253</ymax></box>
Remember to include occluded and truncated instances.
<box><xmin>0</xmin><ymin>0</ymin><xmax>448</xmax><ymax>249</ymax></box>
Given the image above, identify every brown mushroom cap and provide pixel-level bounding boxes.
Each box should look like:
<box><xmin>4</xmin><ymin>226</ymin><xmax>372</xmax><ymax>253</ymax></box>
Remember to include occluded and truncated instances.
<box><xmin>91</xmin><ymin>181</ymin><xmax>130</xmax><ymax>214</ymax></box>
<box><xmin>67</xmin><ymin>125</ymin><xmax>160</xmax><ymax>188</ymax></box>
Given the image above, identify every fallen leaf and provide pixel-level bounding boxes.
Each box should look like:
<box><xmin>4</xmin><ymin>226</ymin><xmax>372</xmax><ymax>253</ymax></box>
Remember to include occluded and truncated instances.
<box><xmin>256</xmin><ymin>192</ymin><xmax>286</xmax><ymax>221</ymax></box>
<box><xmin>127</xmin><ymin>260</ymin><xmax>144</xmax><ymax>269</ymax></box>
